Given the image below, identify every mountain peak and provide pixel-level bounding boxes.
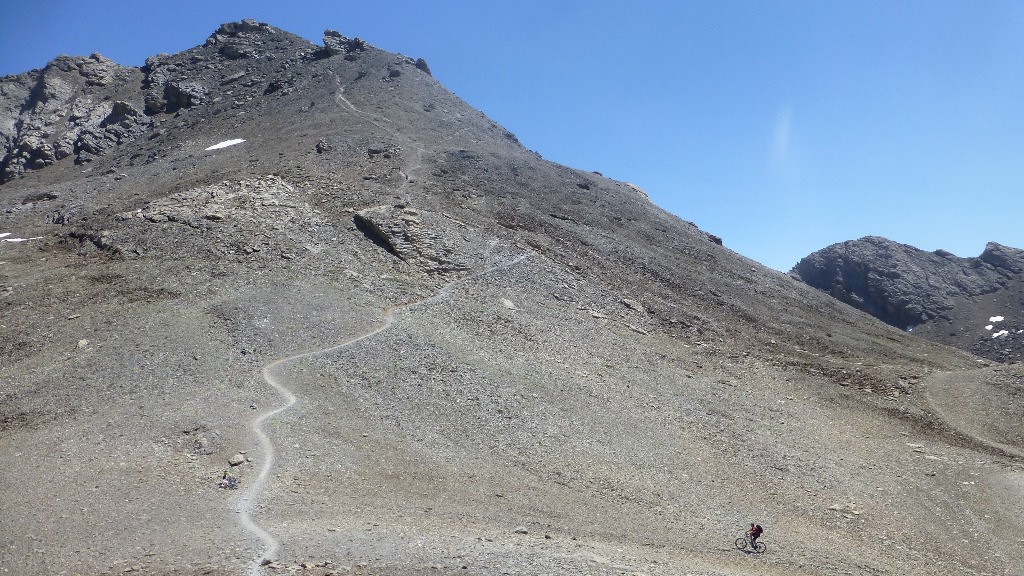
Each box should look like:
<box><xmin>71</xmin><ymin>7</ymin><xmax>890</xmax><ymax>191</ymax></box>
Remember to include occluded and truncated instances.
<box><xmin>205</xmin><ymin>19</ymin><xmax>277</xmax><ymax>44</ymax></box>
<box><xmin>3</xmin><ymin>24</ymin><xmax>1021</xmax><ymax>576</ymax></box>
<box><xmin>793</xmin><ymin>236</ymin><xmax>1024</xmax><ymax>362</ymax></box>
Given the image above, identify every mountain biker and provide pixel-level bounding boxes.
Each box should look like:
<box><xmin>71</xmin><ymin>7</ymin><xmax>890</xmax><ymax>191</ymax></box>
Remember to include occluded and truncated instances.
<box><xmin>748</xmin><ymin>523</ymin><xmax>763</xmax><ymax>546</ymax></box>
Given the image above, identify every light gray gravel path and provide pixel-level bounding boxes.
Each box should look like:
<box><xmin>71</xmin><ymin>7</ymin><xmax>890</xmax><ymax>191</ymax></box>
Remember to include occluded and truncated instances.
<box><xmin>238</xmin><ymin>248</ymin><xmax>528</xmax><ymax>574</ymax></box>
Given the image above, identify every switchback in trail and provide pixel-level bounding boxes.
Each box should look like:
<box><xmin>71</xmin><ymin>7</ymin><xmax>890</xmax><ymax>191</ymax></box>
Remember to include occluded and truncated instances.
<box><xmin>237</xmin><ymin>248</ymin><xmax>528</xmax><ymax>574</ymax></box>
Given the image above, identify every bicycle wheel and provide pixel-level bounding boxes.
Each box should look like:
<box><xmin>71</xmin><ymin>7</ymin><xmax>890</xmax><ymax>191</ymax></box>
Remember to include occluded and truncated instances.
<box><xmin>753</xmin><ymin>541</ymin><xmax>766</xmax><ymax>553</ymax></box>
<box><xmin>734</xmin><ymin>537</ymin><xmax>748</xmax><ymax>550</ymax></box>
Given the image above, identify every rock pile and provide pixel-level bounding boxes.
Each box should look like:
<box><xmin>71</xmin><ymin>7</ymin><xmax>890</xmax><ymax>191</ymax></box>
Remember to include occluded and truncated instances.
<box><xmin>321</xmin><ymin>29</ymin><xmax>368</xmax><ymax>59</ymax></box>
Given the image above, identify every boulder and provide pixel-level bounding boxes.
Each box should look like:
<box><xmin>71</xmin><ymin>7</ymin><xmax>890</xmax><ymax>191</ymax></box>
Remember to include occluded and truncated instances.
<box><xmin>164</xmin><ymin>81</ymin><xmax>208</xmax><ymax>111</ymax></box>
<box><xmin>353</xmin><ymin>205</ymin><xmax>473</xmax><ymax>275</ymax></box>
<box><xmin>101</xmin><ymin>101</ymin><xmax>142</xmax><ymax>127</ymax></box>
<box><xmin>621</xmin><ymin>298</ymin><xmax>646</xmax><ymax>314</ymax></box>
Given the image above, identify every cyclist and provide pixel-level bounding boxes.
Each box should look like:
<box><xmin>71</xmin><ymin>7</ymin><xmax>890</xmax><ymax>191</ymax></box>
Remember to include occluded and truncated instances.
<box><xmin>748</xmin><ymin>523</ymin><xmax>763</xmax><ymax>547</ymax></box>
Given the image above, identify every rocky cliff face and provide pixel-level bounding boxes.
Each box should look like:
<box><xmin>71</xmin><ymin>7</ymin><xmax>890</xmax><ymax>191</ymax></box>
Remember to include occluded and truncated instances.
<box><xmin>792</xmin><ymin>236</ymin><xmax>1024</xmax><ymax>362</ymax></box>
<box><xmin>0</xmin><ymin>53</ymin><xmax>147</xmax><ymax>180</ymax></box>
<box><xmin>0</xmin><ymin>20</ymin><xmax>372</xmax><ymax>183</ymax></box>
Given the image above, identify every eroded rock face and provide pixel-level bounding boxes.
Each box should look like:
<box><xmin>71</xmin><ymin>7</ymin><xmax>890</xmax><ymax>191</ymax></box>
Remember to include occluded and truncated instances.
<box><xmin>111</xmin><ymin>175</ymin><xmax>318</xmax><ymax>260</ymax></box>
<box><xmin>353</xmin><ymin>204</ymin><xmax>473</xmax><ymax>275</ymax></box>
<box><xmin>0</xmin><ymin>54</ymin><xmax>148</xmax><ymax>181</ymax></box>
<box><xmin>204</xmin><ymin>19</ymin><xmax>276</xmax><ymax>60</ymax></box>
<box><xmin>321</xmin><ymin>29</ymin><xmax>368</xmax><ymax>59</ymax></box>
<box><xmin>792</xmin><ymin>236</ymin><xmax>1024</xmax><ymax>362</ymax></box>
<box><xmin>1</xmin><ymin>19</ymin><xmax>321</xmax><ymax>182</ymax></box>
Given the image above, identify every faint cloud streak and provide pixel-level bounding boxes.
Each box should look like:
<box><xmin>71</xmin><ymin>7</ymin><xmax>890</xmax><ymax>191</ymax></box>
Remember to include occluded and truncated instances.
<box><xmin>770</xmin><ymin>106</ymin><xmax>793</xmax><ymax>169</ymax></box>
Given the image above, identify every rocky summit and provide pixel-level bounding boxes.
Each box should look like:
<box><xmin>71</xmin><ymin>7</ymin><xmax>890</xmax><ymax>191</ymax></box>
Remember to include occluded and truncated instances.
<box><xmin>2</xmin><ymin>20</ymin><xmax>1023</xmax><ymax>576</ymax></box>
<box><xmin>792</xmin><ymin>236</ymin><xmax>1024</xmax><ymax>363</ymax></box>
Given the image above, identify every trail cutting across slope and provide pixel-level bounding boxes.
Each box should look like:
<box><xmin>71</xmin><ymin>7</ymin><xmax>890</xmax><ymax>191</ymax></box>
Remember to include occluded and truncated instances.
<box><xmin>238</xmin><ymin>246</ymin><xmax>528</xmax><ymax>574</ymax></box>
<box><xmin>238</xmin><ymin>68</ymin><xmax>534</xmax><ymax>572</ymax></box>
<box><xmin>921</xmin><ymin>369</ymin><xmax>1024</xmax><ymax>460</ymax></box>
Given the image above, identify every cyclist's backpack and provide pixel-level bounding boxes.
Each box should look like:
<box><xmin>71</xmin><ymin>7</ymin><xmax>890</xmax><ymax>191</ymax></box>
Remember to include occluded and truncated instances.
<box><xmin>755</xmin><ymin>524</ymin><xmax>763</xmax><ymax>533</ymax></box>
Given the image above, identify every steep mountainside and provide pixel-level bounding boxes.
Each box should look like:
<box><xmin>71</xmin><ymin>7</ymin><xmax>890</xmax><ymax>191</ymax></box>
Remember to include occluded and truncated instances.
<box><xmin>792</xmin><ymin>236</ymin><xmax>1024</xmax><ymax>363</ymax></box>
<box><xmin>3</xmin><ymin>21</ymin><xmax>1022</xmax><ymax>576</ymax></box>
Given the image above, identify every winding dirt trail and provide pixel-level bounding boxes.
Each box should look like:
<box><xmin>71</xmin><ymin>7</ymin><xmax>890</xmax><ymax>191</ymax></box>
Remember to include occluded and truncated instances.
<box><xmin>236</xmin><ymin>72</ymin><xmax>532</xmax><ymax>573</ymax></box>
<box><xmin>238</xmin><ymin>247</ymin><xmax>528</xmax><ymax>574</ymax></box>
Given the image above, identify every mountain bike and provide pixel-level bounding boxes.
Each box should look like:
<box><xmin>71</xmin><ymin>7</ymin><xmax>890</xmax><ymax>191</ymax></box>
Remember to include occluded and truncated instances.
<box><xmin>734</xmin><ymin>532</ymin><xmax>766</xmax><ymax>553</ymax></box>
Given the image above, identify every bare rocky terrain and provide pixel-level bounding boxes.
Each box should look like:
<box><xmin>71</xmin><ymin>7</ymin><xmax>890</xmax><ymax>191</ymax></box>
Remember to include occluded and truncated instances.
<box><xmin>2</xmin><ymin>20</ymin><xmax>1022</xmax><ymax>576</ymax></box>
<box><xmin>792</xmin><ymin>236</ymin><xmax>1024</xmax><ymax>363</ymax></box>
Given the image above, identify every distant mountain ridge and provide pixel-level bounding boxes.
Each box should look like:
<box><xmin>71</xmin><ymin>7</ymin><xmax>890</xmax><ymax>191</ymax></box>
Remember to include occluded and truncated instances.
<box><xmin>791</xmin><ymin>236</ymin><xmax>1024</xmax><ymax>362</ymax></box>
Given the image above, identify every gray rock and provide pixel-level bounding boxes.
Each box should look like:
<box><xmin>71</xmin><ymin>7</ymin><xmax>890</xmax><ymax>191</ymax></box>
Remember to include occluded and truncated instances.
<box><xmin>76</xmin><ymin>53</ymin><xmax>118</xmax><ymax>87</ymax></box>
<box><xmin>164</xmin><ymin>81</ymin><xmax>208</xmax><ymax>111</ymax></box>
<box><xmin>322</xmin><ymin>30</ymin><xmax>367</xmax><ymax>58</ymax></box>
<box><xmin>792</xmin><ymin>236</ymin><xmax>1024</xmax><ymax>361</ymax></box>
<box><xmin>204</xmin><ymin>19</ymin><xmax>274</xmax><ymax>47</ymax></box>
<box><xmin>792</xmin><ymin>237</ymin><xmax>1024</xmax><ymax>327</ymax></box>
<box><xmin>219</xmin><ymin>42</ymin><xmax>256</xmax><ymax>60</ymax></box>
<box><xmin>621</xmin><ymin>298</ymin><xmax>646</xmax><ymax>314</ymax></box>
<box><xmin>0</xmin><ymin>54</ymin><xmax>147</xmax><ymax>181</ymax></box>
<box><xmin>353</xmin><ymin>205</ymin><xmax>472</xmax><ymax>275</ymax></box>
<box><xmin>144</xmin><ymin>92</ymin><xmax>166</xmax><ymax>114</ymax></box>
<box><xmin>104</xmin><ymin>101</ymin><xmax>141</xmax><ymax>125</ymax></box>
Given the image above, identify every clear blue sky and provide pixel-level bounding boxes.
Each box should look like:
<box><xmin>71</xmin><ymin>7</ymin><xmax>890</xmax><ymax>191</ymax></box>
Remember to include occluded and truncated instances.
<box><xmin>3</xmin><ymin>1</ymin><xmax>1023</xmax><ymax>270</ymax></box>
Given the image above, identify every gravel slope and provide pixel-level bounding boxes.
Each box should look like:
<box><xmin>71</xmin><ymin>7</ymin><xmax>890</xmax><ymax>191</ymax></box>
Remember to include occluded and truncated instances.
<box><xmin>1</xmin><ymin>20</ymin><xmax>1021</xmax><ymax>576</ymax></box>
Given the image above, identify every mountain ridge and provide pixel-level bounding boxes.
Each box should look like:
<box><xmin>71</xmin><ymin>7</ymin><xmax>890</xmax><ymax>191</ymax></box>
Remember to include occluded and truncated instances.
<box><xmin>791</xmin><ymin>235</ymin><xmax>1024</xmax><ymax>363</ymax></box>
<box><xmin>2</xmin><ymin>21</ymin><xmax>1022</xmax><ymax>576</ymax></box>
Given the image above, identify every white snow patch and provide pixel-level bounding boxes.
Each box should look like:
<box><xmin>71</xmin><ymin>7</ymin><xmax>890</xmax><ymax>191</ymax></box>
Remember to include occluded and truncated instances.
<box><xmin>989</xmin><ymin>315</ymin><xmax>1004</xmax><ymax>322</ymax></box>
<box><xmin>985</xmin><ymin>325</ymin><xmax>993</xmax><ymax>331</ymax></box>
<box><xmin>0</xmin><ymin>232</ymin><xmax>42</xmax><ymax>243</ymax></box>
<box><xmin>205</xmin><ymin>138</ymin><xmax>246</xmax><ymax>151</ymax></box>
<box><xmin>992</xmin><ymin>330</ymin><xmax>1009</xmax><ymax>339</ymax></box>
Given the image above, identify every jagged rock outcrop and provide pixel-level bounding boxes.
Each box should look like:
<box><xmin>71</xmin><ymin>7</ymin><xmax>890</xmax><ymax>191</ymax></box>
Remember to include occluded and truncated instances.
<box><xmin>0</xmin><ymin>54</ymin><xmax>148</xmax><ymax>181</ymax></box>
<box><xmin>353</xmin><ymin>205</ymin><xmax>474</xmax><ymax>274</ymax></box>
<box><xmin>321</xmin><ymin>29</ymin><xmax>368</xmax><ymax>59</ymax></box>
<box><xmin>792</xmin><ymin>236</ymin><xmax>1024</xmax><ymax>362</ymax></box>
<box><xmin>1</xmin><ymin>20</ymin><xmax>438</xmax><ymax>185</ymax></box>
<box><xmin>203</xmin><ymin>19</ymin><xmax>276</xmax><ymax>60</ymax></box>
